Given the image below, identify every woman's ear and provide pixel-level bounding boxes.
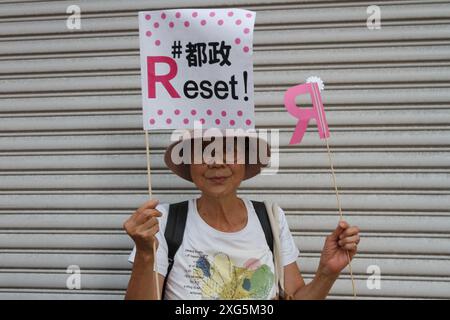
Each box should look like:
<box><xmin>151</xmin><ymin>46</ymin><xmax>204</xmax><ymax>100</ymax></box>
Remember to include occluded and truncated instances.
<box><xmin>186</xmin><ymin>164</ymin><xmax>193</xmax><ymax>181</ymax></box>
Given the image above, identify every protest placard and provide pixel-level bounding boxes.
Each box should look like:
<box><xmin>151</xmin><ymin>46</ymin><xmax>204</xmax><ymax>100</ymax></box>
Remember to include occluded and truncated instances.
<box><xmin>139</xmin><ymin>9</ymin><xmax>256</xmax><ymax>130</ymax></box>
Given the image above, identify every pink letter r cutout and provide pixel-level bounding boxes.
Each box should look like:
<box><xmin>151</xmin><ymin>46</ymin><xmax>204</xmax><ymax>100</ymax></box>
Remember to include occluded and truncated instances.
<box><xmin>284</xmin><ymin>82</ymin><xmax>330</xmax><ymax>145</ymax></box>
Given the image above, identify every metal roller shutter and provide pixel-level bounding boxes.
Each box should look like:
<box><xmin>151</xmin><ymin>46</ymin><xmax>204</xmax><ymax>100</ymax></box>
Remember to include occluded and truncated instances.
<box><xmin>0</xmin><ymin>0</ymin><xmax>449</xmax><ymax>299</ymax></box>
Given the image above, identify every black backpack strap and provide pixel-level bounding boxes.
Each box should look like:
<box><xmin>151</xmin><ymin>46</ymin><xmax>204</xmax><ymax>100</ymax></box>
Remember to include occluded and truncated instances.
<box><xmin>252</xmin><ymin>200</ymin><xmax>282</xmax><ymax>297</ymax></box>
<box><xmin>162</xmin><ymin>200</ymin><xmax>189</xmax><ymax>298</ymax></box>
<box><xmin>251</xmin><ymin>200</ymin><xmax>274</xmax><ymax>253</ymax></box>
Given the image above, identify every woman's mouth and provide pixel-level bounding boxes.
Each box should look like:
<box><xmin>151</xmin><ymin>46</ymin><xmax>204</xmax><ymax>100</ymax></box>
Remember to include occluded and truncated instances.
<box><xmin>207</xmin><ymin>176</ymin><xmax>229</xmax><ymax>184</ymax></box>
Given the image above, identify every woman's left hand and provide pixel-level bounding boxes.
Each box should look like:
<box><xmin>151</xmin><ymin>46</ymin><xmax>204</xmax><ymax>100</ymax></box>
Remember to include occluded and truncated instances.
<box><xmin>318</xmin><ymin>220</ymin><xmax>360</xmax><ymax>277</ymax></box>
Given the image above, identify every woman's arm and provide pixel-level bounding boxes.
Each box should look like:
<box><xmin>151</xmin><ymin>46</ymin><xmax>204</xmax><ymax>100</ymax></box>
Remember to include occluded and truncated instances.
<box><xmin>284</xmin><ymin>220</ymin><xmax>360</xmax><ymax>299</ymax></box>
<box><xmin>284</xmin><ymin>262</ymin><xmax>338</xmax><ymax>299</ymax></box>
<box><xmin>123</xmin><ymin>199</ymin><xmax>165</xmax><ymax>300</ymax></box>
<box><xmin>125</xmin><ymin>250</ymin><xmax>164</xmax><ymax>300</ymax></box>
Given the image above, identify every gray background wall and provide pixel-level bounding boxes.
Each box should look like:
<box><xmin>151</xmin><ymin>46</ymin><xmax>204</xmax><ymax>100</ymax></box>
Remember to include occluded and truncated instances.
<box><xmin>0</xmin><ymin>0</ymin><xmax>449</xmax><ymax>299</ymax></box>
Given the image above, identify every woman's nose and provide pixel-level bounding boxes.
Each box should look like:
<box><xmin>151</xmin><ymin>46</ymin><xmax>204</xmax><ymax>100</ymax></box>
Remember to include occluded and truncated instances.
<box><xmin>205</xmin><ymin>157</ymin><xmax>226</xmax><ymax>167</ymax></box>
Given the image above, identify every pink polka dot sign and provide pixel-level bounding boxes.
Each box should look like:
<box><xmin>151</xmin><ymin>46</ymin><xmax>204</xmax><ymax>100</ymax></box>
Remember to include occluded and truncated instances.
<box><xmin>138</xmin><ymin>9</ymin><xmax>256</xmax><ymax>130</ymax></box>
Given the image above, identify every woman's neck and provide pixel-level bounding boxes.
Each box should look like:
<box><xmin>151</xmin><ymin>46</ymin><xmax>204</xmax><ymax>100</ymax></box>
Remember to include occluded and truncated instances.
<box><xmin>196</xmin><ymin>193</ymin><xmax>247</xmax><ymax>232</ymax></box>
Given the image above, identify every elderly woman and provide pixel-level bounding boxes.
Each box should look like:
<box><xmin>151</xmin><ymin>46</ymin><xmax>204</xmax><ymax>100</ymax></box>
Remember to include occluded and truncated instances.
<box><xmin>124</xmin><ymin>131</ymin><xmax>360</xmax><ymax>300</ymax></box>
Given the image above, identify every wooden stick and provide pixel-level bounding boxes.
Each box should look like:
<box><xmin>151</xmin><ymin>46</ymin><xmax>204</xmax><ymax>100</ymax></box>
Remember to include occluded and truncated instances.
<box><xmin>144</xmin><ymin>130</ymin><xmax>161</xmax><ymax>300</ymax></box>
<box><xmin>324</xmin><ymin>136</ymin><xmax>357</xmax><ymax>299</ymax></box>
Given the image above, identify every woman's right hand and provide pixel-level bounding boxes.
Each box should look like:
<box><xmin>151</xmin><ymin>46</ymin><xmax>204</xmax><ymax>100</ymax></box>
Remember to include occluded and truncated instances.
<box><xmin>123</xmin><ymin>199</ymin><xmax>162</xmax><ymax>256</ymax></box>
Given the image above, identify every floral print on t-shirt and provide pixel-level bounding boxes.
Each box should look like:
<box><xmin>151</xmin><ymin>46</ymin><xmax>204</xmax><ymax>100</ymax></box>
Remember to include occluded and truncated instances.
<box><xmin>193</xmin><ymin>252</ymin><xmax>274</xmax><ymax>299</ymax></box>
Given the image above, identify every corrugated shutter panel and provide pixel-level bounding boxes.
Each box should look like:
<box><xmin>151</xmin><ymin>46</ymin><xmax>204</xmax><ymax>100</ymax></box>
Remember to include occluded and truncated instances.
<box><xmin>1</xmin><ymin>0</ymin><xmax>449</xmax><ymax>299</ymax></box>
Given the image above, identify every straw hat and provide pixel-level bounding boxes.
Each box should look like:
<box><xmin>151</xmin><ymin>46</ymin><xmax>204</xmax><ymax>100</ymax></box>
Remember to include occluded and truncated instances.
<box><xmin>164</xmin><ymin>129</ymin><xmax>271</xmax><ymax>182</ymax></box>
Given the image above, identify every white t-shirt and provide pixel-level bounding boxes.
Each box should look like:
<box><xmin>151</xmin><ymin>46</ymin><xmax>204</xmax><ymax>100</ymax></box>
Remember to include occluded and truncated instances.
<box><xmin>128</xmin><ymin>197</ymin><xmax>299</xmax><ymax>300</ymax></box>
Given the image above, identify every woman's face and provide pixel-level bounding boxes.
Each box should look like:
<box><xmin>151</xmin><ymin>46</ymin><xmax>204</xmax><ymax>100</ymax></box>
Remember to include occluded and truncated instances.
<box><xmin>189</xmin><ymin>139</ymin><xmax>246</xmax><ymax>198</ymax></box>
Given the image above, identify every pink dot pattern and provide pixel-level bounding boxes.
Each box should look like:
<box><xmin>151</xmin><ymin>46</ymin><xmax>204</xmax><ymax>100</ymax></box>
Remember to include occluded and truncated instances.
<box><xmin>147</xmin><ymin>106</ymin><xmax>253</xmax><ymax>128</ymax></box>
<box><xmin>143</xmin><ymin>9</ymin><xmax>253</xmax><ymax>54</ymax></box>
